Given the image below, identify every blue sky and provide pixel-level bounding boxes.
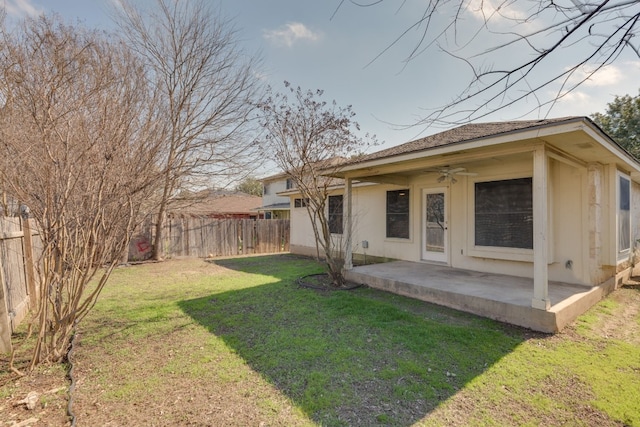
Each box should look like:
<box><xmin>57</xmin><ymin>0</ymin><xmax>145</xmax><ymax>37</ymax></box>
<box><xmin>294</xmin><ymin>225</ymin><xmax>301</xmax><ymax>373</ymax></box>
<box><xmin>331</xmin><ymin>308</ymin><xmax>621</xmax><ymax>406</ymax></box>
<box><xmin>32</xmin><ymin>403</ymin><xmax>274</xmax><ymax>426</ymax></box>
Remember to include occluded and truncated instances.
<box><xmin>5</xmin><ymin>0</ymin><xmax>640</xmax><ymax>154</ymax></box>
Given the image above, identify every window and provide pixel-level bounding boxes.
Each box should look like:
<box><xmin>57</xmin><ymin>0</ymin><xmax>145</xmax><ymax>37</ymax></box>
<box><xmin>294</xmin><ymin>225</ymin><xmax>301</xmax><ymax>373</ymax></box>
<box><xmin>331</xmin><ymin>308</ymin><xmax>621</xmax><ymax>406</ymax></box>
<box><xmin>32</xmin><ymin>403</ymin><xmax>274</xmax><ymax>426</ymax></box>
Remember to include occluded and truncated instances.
<box><xmin>294</xmin><ymin>198</ymin><xmax>308</xmax><ymax>208</ymax></box>
<box><xmin>386</xmin><ymin>189</ymin><xmax>410</xmax><ymax>239</ymax></box>
<box><xmin>286</xmin><ymin>178</ymin><xmax>294</xmax><ymax>189</ymax></box>
<box><xmin>263</xmin><ymin>185</ymin><xmax>269</xmax><ymax>195</ymax></box>
<box><xmin>328</xmin><ymin>195</ymin><xmax>343</xmax><ymax>234</ymax></box>
<box><xmin>618</xmin><ymin>174</ymin><xmax>631</xmax><ymax>255</ymax></box>
<box><xmin>475</xmin><ymin>178</ymin><xmax>533</xmax><ymax>249</ymax></box>
<box><xmin>264</xmin><ymin>211</ymin><xmax>272</xmax><ymax>219</ymax></box>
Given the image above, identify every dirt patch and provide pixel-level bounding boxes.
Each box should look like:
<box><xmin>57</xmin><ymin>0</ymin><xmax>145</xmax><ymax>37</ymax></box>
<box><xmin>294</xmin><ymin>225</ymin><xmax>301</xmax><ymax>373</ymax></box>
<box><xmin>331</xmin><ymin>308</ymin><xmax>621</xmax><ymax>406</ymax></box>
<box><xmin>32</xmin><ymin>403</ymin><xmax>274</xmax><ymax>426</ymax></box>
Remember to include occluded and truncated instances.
<box><xmin>592</xmin><ymin>281</ymin><xmax>640</xmax><ymax>344</ymax></box>
<box><xmin>422</xmin><ymin>372</ymin><xmax>625</xmax><ymax>426</ymax></box>
<box><xmin>70</xmin><ymin>325</ymin><xmax>309</xmax><ymax>426</ymax></box>
<box><xmin>0</xmin><ymin>364</ymin><xmax>70</xmax><ymax>426</ymax></box>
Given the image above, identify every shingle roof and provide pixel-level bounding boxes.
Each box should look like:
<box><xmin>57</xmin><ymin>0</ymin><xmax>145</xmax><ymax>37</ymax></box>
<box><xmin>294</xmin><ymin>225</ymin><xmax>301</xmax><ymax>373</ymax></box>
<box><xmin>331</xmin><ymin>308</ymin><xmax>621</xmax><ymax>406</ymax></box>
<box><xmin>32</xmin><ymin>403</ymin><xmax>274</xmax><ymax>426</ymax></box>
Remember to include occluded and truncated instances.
<box><xmin>171</xmin><ymin>192</ymin><xmax>262</xmax><ymax>216</ymax></box>
<box><xmin>349</xmin><ymin>117</ymin><xmax>584</xmax><ymax>165</ymax></box>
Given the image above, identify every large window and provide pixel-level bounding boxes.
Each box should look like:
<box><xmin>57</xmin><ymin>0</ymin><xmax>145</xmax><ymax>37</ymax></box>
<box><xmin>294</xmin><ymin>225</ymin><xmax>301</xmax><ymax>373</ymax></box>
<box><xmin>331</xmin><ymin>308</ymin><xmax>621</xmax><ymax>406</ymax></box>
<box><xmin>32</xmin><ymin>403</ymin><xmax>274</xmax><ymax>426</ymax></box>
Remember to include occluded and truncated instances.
<box><xmin>328</xmin><ymin>195</ymin><xmax>343</xmax><ymax>234</ymax></box>
<box><xmin>619</xmin><ymin>174</ymin><xmax>631</xmax><ymax>255</ymax></box>
<box><xmin>386</xmin><ymin>189</ymin><xmax>410</xmax><ymax>239</ymax></box>
<box><xmin>475</xmin><ymin>178</ymin><xmax>533</xmax><ymax>249</ymax></box>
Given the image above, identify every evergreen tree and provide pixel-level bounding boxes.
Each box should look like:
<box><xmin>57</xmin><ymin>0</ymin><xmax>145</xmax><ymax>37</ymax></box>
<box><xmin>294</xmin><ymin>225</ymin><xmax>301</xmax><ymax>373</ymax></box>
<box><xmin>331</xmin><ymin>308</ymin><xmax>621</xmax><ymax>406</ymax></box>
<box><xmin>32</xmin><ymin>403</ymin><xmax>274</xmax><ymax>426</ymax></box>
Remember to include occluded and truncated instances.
<box><xmin>592</xmin><ymin>90</ymin><xmax>640</xmax><ymax>159</ymax></box>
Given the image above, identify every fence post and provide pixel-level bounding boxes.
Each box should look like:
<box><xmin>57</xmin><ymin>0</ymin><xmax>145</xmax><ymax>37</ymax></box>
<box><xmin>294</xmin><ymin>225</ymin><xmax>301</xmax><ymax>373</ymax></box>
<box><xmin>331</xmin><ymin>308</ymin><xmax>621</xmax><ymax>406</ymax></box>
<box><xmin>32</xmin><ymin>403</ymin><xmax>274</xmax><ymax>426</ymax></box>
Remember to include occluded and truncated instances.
<box><xmin>21</xmin><ymin>217</ymin><xmax>38</xmax><ymax>307</ymax></box>
<box><xmin>0</xmin><ymin>250</ymin><xmax>12</xmax><ymax>353</ymax></box>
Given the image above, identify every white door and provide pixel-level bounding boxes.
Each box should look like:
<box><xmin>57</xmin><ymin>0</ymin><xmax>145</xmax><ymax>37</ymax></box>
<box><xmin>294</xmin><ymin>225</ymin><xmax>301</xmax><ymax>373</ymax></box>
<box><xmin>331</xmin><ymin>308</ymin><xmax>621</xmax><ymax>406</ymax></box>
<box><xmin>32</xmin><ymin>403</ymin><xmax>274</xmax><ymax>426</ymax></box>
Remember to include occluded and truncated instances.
<box><xmin>422</xmin><ymin>188</ymin><xmax>448</xmax><ymax>263</ymax></box>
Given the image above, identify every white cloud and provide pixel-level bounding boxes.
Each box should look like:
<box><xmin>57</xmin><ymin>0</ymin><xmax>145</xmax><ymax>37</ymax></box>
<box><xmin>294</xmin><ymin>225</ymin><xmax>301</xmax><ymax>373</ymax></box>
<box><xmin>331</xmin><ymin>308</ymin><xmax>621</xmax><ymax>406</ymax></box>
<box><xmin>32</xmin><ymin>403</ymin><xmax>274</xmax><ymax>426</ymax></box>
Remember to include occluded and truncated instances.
<box><xmin>561</xmin><ymin>61</ymin><xmax>640</xmax><ymax>100</ymax></box>
<box><xmin>3</xmin><ymin>0</ymin><xmax>41</xmax><ymax>17</ymax></box>
<box><xmin>548</xmin><ymin>60</ymin><xmax>640</xmax><ymax>116</ymax></box>
<box><xmin>466</xmin><ymin>0</ymin><xmax>528</xmax><ymax>22</ymax></box>
<box><xmin>557</xmin><ymin>89</ymin><xmax>592</xmax><ymax>105</ymax></box>
<box><xmin>568</xmin><ymin>64</ymin><xmax>624</xmax><ymax>87</ymax></box>
<box><xmin>263</xmin><ymin>22</ymin><xmax>321</xmax><ymax>47</ymax></box>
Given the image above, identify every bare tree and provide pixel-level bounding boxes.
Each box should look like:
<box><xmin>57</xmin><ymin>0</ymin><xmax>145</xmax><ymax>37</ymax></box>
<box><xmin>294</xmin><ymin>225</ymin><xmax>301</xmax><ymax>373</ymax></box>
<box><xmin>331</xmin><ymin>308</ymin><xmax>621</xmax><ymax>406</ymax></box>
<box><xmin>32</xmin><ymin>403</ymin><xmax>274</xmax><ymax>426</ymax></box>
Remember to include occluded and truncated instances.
<box><xmin>113</xmin><ymin>0</ymin><xmax>262</xmax><ymax>260</ymax></box>
<box><xmin>258</xmin><ymin>82</ymin><xmax>372</xmax><ymax>287</ymax></box>
<box><xmin>335</xmin><ymin>0</ymin><xmax>640</xmax><ymax>127</ymax></box>
<box><xmin>0</xmin><ymin>15</ymin><xmax>162</xmax><ymax>368</ymax></box>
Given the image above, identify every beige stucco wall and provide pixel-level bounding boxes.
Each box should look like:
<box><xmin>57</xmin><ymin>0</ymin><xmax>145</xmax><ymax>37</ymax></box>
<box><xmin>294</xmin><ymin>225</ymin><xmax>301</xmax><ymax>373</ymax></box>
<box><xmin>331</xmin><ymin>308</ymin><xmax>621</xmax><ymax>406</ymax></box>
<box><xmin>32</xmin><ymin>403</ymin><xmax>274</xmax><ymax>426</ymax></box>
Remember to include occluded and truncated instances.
<box><xmin>290</xmin><ymin>151</ymin><xmax>637</xmax><ymax>287</ymax></box>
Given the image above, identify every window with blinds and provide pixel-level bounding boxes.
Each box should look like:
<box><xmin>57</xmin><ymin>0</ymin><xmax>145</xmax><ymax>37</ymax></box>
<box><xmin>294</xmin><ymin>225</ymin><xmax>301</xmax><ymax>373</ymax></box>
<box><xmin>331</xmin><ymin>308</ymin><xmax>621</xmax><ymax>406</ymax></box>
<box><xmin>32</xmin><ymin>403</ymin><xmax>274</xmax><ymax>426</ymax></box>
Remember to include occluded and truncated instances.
<box><xmin>475</xmin><ymin>178</ymin><xmax>533</xmax><ymax>249</ymax></box>
<box><xmin>386</xmin><ymin>189</ymin><xmax>410</xmax><ymax>239</ymax></box>
<box><xmin>328</xmin><ymin>195</ymin><xmax>343</xmax><ymax>234</ymax></box>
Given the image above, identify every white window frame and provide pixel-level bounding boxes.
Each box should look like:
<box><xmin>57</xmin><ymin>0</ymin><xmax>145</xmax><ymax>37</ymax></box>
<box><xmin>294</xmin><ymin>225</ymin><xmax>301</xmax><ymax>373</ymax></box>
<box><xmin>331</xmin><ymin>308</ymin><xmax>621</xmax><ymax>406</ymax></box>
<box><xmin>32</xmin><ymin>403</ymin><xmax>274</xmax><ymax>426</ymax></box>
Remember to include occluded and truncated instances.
<box><xmin>328</xmin><ymin>194</ymin><xmax>343</xmax><ymax>235</ymax></box>
<box><xmin>617</xmin><ymin>171</ymin><xmax>631</xmax><ymax>261</ymax></box>
<box><xmin>385</xmin><ymin>188</ymin><xmax>411</xmax><ymax>240</ymax></box>
<box><xmin>467</xmin><ymin>172</ymin><xmax>536</xmax><ymax>262</ymax></box>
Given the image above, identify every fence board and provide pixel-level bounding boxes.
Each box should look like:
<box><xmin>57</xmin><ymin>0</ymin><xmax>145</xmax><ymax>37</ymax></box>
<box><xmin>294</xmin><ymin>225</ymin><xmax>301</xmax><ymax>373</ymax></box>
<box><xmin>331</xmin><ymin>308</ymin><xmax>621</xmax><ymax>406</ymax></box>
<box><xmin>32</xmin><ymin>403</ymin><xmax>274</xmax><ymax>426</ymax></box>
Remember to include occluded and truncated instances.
<box><xmin>0</xmin><ymin>218</ymin><xmax>28</xmax><ymax>331</ymax></box>
<box><xmin>146</xmin><ymin>217</ymin><xmax>289</xmax><ymax>259</ymax></box>
<box><xmin>0</xmin><ymin>217</ymin><xmax>41</xmax><ymax>352</ymax></box>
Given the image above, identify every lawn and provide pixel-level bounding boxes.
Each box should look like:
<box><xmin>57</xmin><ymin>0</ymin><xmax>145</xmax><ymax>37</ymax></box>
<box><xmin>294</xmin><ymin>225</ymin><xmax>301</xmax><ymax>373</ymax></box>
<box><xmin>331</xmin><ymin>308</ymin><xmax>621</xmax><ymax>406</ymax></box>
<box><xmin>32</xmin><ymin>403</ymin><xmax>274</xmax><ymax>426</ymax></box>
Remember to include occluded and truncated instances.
<box><xmin>2</xmin><ymin>254</ymin><xmax>640</xmax><ymax>426</ymax></box>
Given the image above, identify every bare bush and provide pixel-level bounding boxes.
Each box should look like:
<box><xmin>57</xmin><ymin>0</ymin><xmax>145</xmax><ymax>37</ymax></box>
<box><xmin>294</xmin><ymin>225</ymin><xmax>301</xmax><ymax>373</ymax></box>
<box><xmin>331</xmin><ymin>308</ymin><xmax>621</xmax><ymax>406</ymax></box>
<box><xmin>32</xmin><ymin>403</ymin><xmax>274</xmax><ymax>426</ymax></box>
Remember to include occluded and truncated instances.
<box><xmin>258</xmin><ymin>82</ymin><xmax>372</xmax><ymax>286</ymax></box>
<box><xmin>0</xmin><ymin>15</ymin><xmax>162</xmax><ymax>367</ymax></box>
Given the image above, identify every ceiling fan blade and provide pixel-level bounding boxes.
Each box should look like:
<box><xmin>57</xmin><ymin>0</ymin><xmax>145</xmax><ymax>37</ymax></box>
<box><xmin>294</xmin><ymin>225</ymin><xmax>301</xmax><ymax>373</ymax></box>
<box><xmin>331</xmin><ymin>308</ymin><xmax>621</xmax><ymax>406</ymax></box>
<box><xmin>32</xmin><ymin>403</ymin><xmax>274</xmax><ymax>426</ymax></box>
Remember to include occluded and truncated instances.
<box><xmin>448</xmin><ymin>167</ymin><xmax>466</xmax><ymax>174</ymax></box>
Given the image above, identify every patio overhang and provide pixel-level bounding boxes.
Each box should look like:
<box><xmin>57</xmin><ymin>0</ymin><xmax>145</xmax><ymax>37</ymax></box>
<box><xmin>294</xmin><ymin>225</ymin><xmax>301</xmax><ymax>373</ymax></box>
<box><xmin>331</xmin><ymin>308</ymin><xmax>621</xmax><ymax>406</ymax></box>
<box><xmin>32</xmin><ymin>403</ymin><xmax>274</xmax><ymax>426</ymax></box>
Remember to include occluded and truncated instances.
<box><xmin>340</xmin><ymin>143</ymin><xmax>557</xmax><ymax>312</ymax></box>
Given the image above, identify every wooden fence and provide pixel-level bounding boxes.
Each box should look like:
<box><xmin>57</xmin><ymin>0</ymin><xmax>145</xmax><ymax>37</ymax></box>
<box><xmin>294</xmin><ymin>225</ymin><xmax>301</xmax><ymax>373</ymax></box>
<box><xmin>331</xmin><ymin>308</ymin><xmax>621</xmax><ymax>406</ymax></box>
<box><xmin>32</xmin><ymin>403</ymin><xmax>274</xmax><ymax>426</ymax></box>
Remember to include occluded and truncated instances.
<box><xmin>135</xmin><ymin>217</ymin><xmax>290</xmax><ymax>260</ymax></box>
<box><xmin>0</xmin><ymin>217</ymin><xmax>41</xmax><ymax>353</ymax></box>
<box><xmin>0</xmin><ymin>216</ymin><xmax>289</xmax><ymax>352</ymax></box>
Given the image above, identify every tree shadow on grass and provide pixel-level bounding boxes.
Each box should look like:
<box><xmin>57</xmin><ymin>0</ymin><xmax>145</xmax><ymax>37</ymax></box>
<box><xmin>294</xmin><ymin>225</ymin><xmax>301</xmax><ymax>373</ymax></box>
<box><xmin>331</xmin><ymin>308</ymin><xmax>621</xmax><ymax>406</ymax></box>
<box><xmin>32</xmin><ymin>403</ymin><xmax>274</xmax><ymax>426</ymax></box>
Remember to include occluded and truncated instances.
<box><xmin>178</xmin><ymin>254</ymin><xmax>531</xmax><ymax>426</ymax></box>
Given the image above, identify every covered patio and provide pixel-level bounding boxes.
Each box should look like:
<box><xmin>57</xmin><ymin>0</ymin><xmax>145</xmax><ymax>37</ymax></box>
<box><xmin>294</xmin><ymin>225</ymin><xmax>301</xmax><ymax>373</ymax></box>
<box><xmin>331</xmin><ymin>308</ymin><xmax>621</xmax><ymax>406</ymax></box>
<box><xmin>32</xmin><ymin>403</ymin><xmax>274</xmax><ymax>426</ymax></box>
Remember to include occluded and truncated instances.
<box><xmin>345</xmin><ymin>261</ymin><xmax>617</xmax><ymax>333</ymax></box>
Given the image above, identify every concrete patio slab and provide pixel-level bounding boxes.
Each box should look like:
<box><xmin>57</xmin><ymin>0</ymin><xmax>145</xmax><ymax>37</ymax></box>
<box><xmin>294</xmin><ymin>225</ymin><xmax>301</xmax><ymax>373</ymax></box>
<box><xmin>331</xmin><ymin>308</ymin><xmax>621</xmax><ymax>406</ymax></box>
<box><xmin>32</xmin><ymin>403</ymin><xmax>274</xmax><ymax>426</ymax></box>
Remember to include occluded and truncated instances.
<box><xmin>345</xmin><ymin>261</ymin><xmax>617</xmax><ymax>333</ymax></box>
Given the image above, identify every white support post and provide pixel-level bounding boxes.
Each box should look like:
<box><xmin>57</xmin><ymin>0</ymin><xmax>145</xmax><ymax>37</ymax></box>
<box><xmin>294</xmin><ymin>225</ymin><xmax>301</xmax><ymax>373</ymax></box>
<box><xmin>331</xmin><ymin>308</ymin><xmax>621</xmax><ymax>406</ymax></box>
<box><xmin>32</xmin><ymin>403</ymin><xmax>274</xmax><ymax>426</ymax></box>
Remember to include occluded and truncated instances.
<box><xmin>344</xmin><ymin>177</ymin><xmax>353</xmax><ymax>270</ymax></box>
<box><xmin>532</xmin><ymin>145</ymin><xmax>551</xmax><ymax>310</ymax></box>
<box><xmin>587</xmin><ymin>163</ymin><xmax>603</xmax><ymax>285</ymax></box>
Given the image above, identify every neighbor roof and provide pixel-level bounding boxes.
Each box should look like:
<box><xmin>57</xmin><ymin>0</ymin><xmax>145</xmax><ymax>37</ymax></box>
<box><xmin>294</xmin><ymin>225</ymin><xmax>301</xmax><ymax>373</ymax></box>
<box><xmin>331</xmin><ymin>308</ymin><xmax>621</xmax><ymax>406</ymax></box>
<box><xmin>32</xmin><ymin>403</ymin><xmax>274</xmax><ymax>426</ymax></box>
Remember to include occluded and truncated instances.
<box><xmin>349</xmin><ymin>117</ymin><xmax>585</xmax><ymax>165</ymax></box>
<box><xmin>171</xmin><ymin>192</ymin><xmax>262</xmax><ymax>217</ymax></box>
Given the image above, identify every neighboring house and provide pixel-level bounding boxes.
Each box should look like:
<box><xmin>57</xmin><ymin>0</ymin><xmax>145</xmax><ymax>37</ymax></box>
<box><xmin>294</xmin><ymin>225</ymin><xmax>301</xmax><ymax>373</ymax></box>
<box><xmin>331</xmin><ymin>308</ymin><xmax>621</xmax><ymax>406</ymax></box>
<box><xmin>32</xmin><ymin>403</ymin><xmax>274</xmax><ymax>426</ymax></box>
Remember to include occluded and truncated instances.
<box><xmin>170</xmin><ymin>190</ymin><xmax>263</xmax><ymax>219</ymax></box>
<box><xmin>258</xmin><ymin>172</ymin><xmax>294</xmax><ymax>219</ymax></box>
<box><xmin>288</xmin><ymin>116</ymin><xmax>640</xmax><ymax>332</ymax></box>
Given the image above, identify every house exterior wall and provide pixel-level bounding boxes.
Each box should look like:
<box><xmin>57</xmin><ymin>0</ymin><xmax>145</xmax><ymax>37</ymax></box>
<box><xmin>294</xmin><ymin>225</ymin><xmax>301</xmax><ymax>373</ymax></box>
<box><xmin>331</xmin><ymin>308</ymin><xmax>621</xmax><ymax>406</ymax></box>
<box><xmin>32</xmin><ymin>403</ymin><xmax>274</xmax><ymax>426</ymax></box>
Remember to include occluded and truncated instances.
<box><xmin>290</xmin><ymin>146</ymin><xmax>638</xmax><ymax>287</ymax></box>
<box><xmin>263</xmin><ymin>209</ymin><xmax>290</xmax><ymax>220</ymax></box>
<box><xmin>290</xmin><ymin>204</ymin><xmax>318</xmax><ymax>254</ymax></box>
<box><xmin>263</xmin><ymin>179</ymin><xmax>290</xmax><ymax>207</ymax></box>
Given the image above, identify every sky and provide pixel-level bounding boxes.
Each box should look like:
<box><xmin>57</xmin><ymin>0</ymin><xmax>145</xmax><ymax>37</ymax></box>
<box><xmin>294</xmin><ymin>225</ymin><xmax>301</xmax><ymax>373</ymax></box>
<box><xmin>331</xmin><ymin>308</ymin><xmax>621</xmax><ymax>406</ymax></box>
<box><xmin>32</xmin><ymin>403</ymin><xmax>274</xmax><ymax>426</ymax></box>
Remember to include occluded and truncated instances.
<box><xmin>4</xmin><ymin>0</ymin><xmax>640</xmax><ymax>173</ymax></box>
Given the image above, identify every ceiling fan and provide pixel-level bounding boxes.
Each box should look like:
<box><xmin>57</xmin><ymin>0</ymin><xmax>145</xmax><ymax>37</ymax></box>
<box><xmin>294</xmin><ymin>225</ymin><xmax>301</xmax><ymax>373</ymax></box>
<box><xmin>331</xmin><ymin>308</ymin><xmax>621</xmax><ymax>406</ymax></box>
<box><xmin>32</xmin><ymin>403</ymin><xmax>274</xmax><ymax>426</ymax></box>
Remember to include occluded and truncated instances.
<box><xmin>424</xmin><ymin>167</ymin><xmax>478</xmax><ymax>183</ymax></box>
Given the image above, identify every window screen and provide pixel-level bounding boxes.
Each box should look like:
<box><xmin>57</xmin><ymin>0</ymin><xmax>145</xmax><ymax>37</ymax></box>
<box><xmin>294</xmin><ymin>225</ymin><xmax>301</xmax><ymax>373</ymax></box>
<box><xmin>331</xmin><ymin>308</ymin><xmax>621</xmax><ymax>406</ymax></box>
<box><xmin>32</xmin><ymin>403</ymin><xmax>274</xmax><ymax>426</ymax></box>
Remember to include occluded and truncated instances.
<box><xmin>475</xmin><ymin>178</ymin><xmax>533</xmax><ymax>249</ymax></box>
<box><xmin>328</xmin><ymin>195</ymin><xmax>343</xmax><ymax>234</ymax></box>
<box><xmin>619</xmin><ymin>175</ymin><xmax>631</xmax><ymax>253</ymax></box>
<box><xmin>386</xmin><ymin>189</ymin><xmax>410</xmax><ymax>239</ymax></box>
